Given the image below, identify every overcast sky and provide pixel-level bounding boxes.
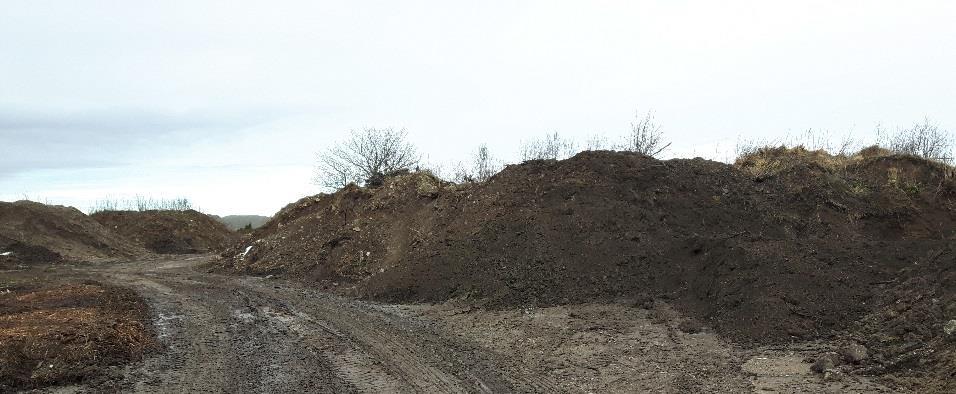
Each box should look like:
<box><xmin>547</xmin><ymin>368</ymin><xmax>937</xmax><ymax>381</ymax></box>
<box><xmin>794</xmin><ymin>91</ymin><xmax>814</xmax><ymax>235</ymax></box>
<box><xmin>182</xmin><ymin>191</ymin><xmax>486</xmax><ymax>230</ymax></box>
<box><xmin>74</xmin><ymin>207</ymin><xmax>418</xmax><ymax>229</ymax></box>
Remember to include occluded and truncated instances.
<box><xmin>2</xmin><ymin>1</ymin><xmax>955</xmax><ymax>216</ymax></box>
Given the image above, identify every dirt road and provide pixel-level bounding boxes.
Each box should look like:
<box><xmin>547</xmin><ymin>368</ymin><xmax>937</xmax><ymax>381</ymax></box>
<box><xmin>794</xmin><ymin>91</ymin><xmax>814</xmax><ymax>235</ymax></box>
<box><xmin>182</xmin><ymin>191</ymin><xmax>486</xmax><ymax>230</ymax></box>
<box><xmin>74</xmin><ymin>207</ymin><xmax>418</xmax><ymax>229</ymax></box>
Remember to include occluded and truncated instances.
<box><xmin>38</xmin><ymin>255</ymin><xmax>896</xmax><ymax>393</ymax></box>
<box><xmin>44</xmin><ymin>255</ymin><xmax>556</xmax><ymax>393</ymax></box>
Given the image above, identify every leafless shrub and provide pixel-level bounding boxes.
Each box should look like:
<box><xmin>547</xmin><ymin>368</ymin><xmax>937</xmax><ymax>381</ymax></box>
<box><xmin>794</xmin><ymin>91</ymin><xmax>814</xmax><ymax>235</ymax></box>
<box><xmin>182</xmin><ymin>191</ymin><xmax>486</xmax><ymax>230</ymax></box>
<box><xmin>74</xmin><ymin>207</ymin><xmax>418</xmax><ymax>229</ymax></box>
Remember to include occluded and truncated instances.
<box><xmin>792</xmin><ymin>129</ymin><xmax>859</xmax><ymax>156</ymax></box>
<box><xmin>622</xmin><ymin>110</ymin><xmax>670</xmax><ymax>157</ymax></box>
<box><xmin>834</xmin><ymin>134</ymin><xmax>858</xmax><ymax>157</ymax></box>
<box><xmin>454</xmin><ymin>144</ymin><xmax>503</xmax><ymax>183</ymax></box>
<box><xmin>17</xmin><ymin>194</ymin><xmax>54</xmax><ymax>205</ymax></box>
<box><xmin>734</xmin><ymin>137</ymin><xmax>773</xmax><ymax>159</ymax></box>
<box><xmin>314</xmin><ymin>128</ymin><xmax>420</xmax><ymax>189</ymax></box>
<box><xmin>878</xmin><ymin>118</ymin><xmax>953</xmax><ymax>163</ymax></box>
<box><xmin>520</xmin><ymin>132</ymin><xmax>577</xmax><ymax>161</ymax></box>
<box><xmin>584</xmin><ymin>134</ymin><xmax>611</xmax><ymax>151</ymax></box>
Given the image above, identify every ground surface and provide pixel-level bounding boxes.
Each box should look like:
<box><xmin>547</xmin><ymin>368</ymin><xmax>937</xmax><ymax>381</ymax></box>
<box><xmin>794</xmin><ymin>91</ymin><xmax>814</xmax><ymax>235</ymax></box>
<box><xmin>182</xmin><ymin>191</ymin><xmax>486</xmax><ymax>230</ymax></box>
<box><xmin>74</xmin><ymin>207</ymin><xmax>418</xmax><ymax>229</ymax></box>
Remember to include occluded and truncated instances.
<box><xmin>2</xmin><ymin>255</ymin><xmax>898</xmax><ymax>393</ymax></box>
<box><xmin>0</xmin><ymin>279</ymin><xmax>155</xmax><ymax>391</ymax></box>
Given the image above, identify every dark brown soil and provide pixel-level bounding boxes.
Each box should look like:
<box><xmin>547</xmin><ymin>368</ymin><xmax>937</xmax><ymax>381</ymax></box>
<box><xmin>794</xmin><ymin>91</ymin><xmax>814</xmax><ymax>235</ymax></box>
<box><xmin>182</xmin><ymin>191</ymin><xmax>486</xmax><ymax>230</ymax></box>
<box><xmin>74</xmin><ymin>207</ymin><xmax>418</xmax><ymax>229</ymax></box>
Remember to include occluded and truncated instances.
<box><xmin>93</xmin><ymin>210</ymin><xmax>238</xmax><ymax>254</ymax></box>
<box><xmin>0</xmin><ymin>281</ymin><xmax>157</xmax><ymax>391</ymax></box>
<box><xmin>0</xmin><ymin>201</ymin><xmax>144</xmax><ymax>264</ymax></box>
<box><xmin>0</xmin><ymin>239</ymin><xmax>63</xmax><ymax>268</ymax></box>
<box><xmin>848</xmin><ymin>247</ymin><xmax>956</xmax><ymax>393</ymax></box>
<box><xmin>222</xmin><ymin>149</ymin><xmax>956</xmax><ymax>392</ymax></box>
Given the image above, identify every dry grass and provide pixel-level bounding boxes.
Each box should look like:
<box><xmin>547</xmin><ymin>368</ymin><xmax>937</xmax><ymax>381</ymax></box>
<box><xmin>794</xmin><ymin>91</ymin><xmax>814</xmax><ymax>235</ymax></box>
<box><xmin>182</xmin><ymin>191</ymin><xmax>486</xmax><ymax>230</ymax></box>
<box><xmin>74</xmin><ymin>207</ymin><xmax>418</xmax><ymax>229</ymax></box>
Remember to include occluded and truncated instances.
<box><xmin>735</xmin><ymin>144</ymin><xmax>954</xmax><ymax>180</ymax></box>
<box><xmin>0</xmin><ymin>283</ymin><xmax>157</xmax><ymax>391</ymax></box>
<box><xmin>735</xmin><ymin>145</ymin><xmax>873</xmax><ymax>178</ymax></box>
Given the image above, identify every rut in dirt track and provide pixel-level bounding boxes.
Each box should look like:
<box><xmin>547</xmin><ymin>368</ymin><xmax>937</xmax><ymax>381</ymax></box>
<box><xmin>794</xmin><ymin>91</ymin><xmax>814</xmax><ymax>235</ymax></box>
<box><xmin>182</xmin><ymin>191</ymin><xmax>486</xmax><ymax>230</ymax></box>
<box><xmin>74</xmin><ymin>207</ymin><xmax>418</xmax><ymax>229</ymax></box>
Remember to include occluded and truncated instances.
<box><xmin>81</xmin><ymin>256</ymin><xmax>558</xmax><ymax>393</ymax></box>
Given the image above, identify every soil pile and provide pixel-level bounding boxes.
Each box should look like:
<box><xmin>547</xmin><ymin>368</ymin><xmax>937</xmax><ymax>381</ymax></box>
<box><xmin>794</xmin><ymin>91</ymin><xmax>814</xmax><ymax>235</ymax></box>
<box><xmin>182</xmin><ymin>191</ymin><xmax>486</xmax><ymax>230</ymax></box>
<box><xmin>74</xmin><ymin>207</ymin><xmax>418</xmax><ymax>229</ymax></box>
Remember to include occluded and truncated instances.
<box><xmin>0</xmin><ymin>201</ymin><xmax>143</xmax><ymax>264</ymax></box>
<box><xmin>222</xmin><ymin>149</ymin><xmax>956</xmax><ymax>390</ymax></box>
<box><xmin>92</xmin><ymin>210</ymin><xmax>238</xmax><ymax>254</ymax></box>
<box><xmin>848</xmin><ymin>246</ymin><xmax>956</xmax><ymax>392</ymax></box>
<box><xmin>0</xmin><ymin>281</ymin><xmax>157</xmax><ymax>391</ymax></box>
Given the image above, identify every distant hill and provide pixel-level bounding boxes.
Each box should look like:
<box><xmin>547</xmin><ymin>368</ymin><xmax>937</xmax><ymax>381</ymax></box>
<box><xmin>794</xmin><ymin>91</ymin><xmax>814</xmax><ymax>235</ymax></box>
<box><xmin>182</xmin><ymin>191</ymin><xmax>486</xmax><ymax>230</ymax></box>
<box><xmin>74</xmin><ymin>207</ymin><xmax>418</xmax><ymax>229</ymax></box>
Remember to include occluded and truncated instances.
<box><xmin>213</xmin><ymin>215</ymin><xmax>271</xmax><ymax>230</ymax></box>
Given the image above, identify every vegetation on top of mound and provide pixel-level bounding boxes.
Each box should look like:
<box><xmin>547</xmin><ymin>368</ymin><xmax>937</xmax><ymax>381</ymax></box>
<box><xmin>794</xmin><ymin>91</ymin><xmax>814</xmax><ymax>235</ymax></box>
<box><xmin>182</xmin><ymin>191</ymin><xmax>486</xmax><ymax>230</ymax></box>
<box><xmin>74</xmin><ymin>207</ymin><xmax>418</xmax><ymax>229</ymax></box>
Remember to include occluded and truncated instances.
<box><xmin>735</xmin><ymin>144</ymin><xmax>955</xmax><ymax>180</ymax></box>
<box><xmin>735</xmin><ymin>119</ymin><xmax>953</xmax><ymax>178</ymax></box>
<box><xmin>311</xmin><ymin>111</ymin><xmax>952</xmax><ymax>193</ymax></box>
<box><xmin>313</xmin><ymin>127</ymin><xmax>421</xmax><ymax>189</ymax></box>
<box><xmin>878</xmin><ymin>118</ymin><xmax>954</xmax><ymax>164</ymax></box>
<box><xmin>88</xmin><ymin>196</ymin><xmax>195</xmax><ymax>214</ymax></box>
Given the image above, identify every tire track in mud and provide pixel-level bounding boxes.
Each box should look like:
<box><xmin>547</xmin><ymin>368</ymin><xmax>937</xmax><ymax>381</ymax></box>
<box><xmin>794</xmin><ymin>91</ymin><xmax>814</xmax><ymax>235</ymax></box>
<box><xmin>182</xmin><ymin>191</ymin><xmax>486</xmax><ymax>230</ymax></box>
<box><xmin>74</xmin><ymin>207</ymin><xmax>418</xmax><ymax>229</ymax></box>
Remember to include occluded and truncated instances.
<box><xmin>105</xmin><ymin>275</ymin><xmax>230</xmax><ymax>393</ymax></box>
<box><xmin>242</xmin><ymin>295</ymin><xmax>410</xmax><ymax>393</ymax></box>
<box><xmin>250</xmin><ymin>280</ymin><xmax>563</xmax><ymax>393</ymax></box>
<box><xmin>88</xmin><ymin>257</ymin><xmax>560</xmax><ymax>393</ymax></box>
<box><xmin>100</xmin><ymin>272</ymin><xmax>352</xmax><ymax>393</ymax></box>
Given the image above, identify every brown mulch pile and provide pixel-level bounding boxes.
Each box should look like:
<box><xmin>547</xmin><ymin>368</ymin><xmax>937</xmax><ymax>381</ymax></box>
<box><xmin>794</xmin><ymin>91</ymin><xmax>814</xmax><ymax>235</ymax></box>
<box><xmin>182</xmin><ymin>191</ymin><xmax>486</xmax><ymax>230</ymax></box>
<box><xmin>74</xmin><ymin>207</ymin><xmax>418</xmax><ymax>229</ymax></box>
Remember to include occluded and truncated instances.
<box><xmin>92</xmin><ymin>210</ymin><xmax>238</xmax><ymax>254</ymax></box>
<box><xmin>0</xmin><ymin>282</ymin><xmax>157</xmax><ymax>391</ymax></box>
<box><xmin>222</xmin><ymin>148</ymin><xmax>956</xmax><ymax>392</ymax></box>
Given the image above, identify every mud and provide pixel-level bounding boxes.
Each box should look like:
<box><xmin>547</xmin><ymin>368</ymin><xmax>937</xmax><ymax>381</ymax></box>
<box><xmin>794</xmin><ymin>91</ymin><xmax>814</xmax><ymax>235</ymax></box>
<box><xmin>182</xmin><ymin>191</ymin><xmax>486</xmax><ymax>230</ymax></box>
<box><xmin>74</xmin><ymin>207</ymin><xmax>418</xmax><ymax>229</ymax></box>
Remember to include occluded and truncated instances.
<box><xmin>6</xmin><ymin>255</ymin><xmax>906</xmax><ymax>393</ymax></box>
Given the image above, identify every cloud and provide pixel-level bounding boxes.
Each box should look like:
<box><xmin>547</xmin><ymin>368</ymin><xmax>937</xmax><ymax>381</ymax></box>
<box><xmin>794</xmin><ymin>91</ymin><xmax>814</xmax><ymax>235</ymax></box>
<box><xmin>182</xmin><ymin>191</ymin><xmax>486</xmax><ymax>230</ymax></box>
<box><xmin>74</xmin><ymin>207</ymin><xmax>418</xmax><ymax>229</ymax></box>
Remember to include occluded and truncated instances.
<box><xmin>0</xmin><ymin>107</ymin><xmax>287</xmax><ymax>178</ymax></box>
<box><xmin>0</xmin><ymin>107</ymin><xmax>282</xmax><ymax>134</ymax></box>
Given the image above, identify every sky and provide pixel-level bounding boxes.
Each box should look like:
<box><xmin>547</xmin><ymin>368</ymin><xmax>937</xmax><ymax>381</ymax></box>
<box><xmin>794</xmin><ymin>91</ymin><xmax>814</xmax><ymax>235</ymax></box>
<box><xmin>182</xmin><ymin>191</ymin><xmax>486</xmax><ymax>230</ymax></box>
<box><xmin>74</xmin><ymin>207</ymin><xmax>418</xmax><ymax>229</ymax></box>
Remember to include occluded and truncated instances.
<box><xmin>2</xmin><ymin>1</ymin><xmax>955</xmax><ymax>216</ymax></box>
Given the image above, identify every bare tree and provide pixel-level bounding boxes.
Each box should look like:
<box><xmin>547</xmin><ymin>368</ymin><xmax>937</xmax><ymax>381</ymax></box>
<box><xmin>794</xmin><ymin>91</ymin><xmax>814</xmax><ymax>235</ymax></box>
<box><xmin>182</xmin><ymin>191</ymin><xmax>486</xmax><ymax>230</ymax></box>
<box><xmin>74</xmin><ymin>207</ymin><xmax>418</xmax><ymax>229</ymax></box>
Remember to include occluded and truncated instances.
<box><xmin>879</xmin><ymin>118</ymin><xmax>953</xmax><ymax>163</ymax></box>
<box><xmin>314</xmin><ymin>128</ymin><xmax>420</xmax><ymax>189</ymax></box>
<box><xmin>622</xmin><ymin>110</ymin><xmax>670</xmax><ymax>157</ymax></box>
<box><xmin>520</xmin><ymin>132</ymin><xmax>577</xmax><ymax>161</ymax></box>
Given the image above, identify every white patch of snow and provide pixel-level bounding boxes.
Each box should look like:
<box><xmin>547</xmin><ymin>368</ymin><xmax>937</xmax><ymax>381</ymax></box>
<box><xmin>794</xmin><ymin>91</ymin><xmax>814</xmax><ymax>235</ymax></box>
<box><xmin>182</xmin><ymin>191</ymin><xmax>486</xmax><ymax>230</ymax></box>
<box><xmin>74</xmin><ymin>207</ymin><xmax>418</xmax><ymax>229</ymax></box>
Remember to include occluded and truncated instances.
<box><xmin>239</xmin><ymin>245</ymin><xmax>253</xmax><ymax>258</ymax></box>
<box><xmin>0</xmin><ymin>252</ymin><xmax>11</xmax><ymax>256</ymax></box>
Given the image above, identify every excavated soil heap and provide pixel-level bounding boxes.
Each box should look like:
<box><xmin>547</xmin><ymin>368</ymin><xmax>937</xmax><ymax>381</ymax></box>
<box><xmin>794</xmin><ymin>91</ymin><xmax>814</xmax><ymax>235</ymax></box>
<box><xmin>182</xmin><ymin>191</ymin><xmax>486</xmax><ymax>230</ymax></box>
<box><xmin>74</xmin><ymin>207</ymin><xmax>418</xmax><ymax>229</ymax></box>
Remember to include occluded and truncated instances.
<box><xmin>0</xmin><ymin>201</ymin><xmax>143</xmax><ymax>265</ymax></box>
<box><xmin>92</xmin><ymin>210</ymin><xmax>237</xmax><ymax>254</ymax></box>
<box><xmin>223</xmin><ymin>149</ymin><xmax>956</xmax><ymax>391</ymax></box>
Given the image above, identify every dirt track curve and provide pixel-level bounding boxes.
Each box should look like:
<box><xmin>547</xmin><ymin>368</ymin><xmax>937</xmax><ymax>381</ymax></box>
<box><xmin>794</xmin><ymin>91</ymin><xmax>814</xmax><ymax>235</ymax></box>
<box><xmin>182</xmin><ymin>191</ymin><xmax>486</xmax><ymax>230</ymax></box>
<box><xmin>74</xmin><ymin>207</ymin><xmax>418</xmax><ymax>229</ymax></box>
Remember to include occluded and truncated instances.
<box><xmin>58</xmin><ymin>255</ymin><xmax>559</xmax><ymax>393</ymax></box>
<box><xmin>33</xmin><ymin>255</ymin><xmax>898</xmax><ymax>393</ymax></box>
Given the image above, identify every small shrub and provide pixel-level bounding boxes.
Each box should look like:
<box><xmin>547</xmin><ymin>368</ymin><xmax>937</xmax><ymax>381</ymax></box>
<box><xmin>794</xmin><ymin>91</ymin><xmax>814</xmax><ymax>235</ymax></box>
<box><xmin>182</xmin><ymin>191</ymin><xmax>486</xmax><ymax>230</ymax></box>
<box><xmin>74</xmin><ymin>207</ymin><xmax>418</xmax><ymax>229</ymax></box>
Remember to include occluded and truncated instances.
<box><xmin>878</xmin><ymin>118</ymin><xmax>953</xmax><ymax>163</ymax></box>
<box><xmin>520</xmin><ymin>132</ymin><xmax>577</xmax><ymax>161</ymax></box>
<box><xmin>454</xmin><ymin>144</ymin><xmax>503</xmax><ymax>183</ymax></box>
<box><xmin>622</xmin><ymin>110</ymin><xmax>670</xmax><ymax>157</ymax></box>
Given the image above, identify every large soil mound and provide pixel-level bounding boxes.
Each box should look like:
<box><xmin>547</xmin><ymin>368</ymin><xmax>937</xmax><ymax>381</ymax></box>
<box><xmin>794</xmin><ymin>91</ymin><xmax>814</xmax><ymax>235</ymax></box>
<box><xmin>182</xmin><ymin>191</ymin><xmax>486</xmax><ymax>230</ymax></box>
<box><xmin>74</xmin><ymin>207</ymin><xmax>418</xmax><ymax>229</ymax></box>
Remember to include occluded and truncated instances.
<box><xmin>222</xmin><ymin>149</ymin><xmax>956</xmax><ymax>390</ymax></box>
<box><xmin>0</xmin><ymin>201</ymin><xmax>143</xmax><ymax>264</ymax></box>
<box><xmin>93</xmin><ymin>210</ymin><xmax>238</xmax><ymax>254</ymax></box>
